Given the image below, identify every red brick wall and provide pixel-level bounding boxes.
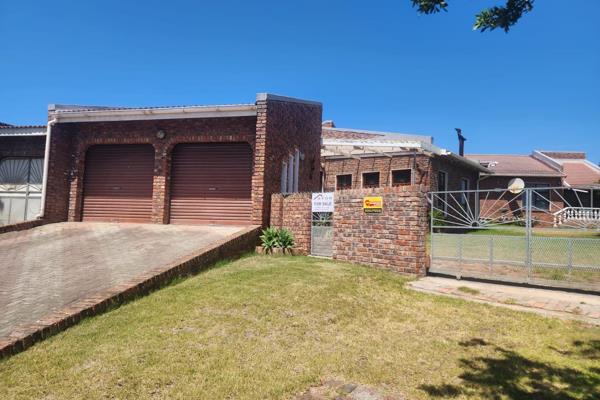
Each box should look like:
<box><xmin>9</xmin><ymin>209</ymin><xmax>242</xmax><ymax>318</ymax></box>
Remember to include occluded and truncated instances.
<box><xmin>333</xmin><ymin>186</ymin><xmax>429</xmax><ymax>275</ymax></box>
<box><xmin>0</xmin><ymin>136</ymin><xmax>45</xmax><ymax>160</ymax></box>
<box><xmin>322</xmin><ymin>153</ymin><xmax>480</xmax><ymax>194</ymax></box>
<box><xmin>256</xmin><ymin>98</ymin><xmax>322</xmax><ymax>226</ymax></box>
<box><xmin>270</xmin><ymin>193</ymin><xmax>312</xmax><ymax>255</ymax></box>
<box><xmin>269</xmin><ymin>186</ymin><xmax>429</xmax><ymax>275</ymax></box>
<box><xmin>43</xmin><ymin>98</ymin><xmax>322</xmax><ymax>227</ymax></box>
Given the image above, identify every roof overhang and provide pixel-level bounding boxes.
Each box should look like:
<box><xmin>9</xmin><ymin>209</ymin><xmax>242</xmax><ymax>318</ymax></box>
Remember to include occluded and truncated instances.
<box><xmin>49</xmin><ymin>104</ymin><xmax>258</xmax><ymax>123</ymax></box>
<box><xmin>321</xmin><ymin>138</ymin><xmax>489</xmax><ymax>173</ymax></box>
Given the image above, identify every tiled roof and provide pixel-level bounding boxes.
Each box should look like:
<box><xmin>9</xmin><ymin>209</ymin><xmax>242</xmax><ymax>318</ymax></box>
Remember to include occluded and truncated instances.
<box><xmin>0</xmin><ymin>125</ymin><xmax>47</xmax><ymax>136</ymax></box>
<box><xmin>561</xmin><ymin>161</ymin><xmax>600</xmax><ymax>186</ymax></box>
<box><xmin>466</xmin><ymin>154</ymin><xmax>564</xmax><ymax>177</ymax></box>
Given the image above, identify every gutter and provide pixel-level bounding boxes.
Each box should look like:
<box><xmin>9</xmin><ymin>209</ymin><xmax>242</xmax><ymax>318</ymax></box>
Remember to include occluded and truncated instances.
<box><xmin>39</xmin><ymin>118</ymin><xmax>57</xmax><ymax>219</ymax></box>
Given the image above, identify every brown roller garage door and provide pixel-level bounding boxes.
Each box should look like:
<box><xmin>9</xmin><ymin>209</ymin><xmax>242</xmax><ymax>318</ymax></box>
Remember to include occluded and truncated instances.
<box><xmin>82</xmin><ymin>145</ymin><xmax>154</xmax><ymax>223</ymax></box>
<box><xmin>169</xmin><ymin>143</ymin><xmax>252</xmax><ymax>225</ymax></box>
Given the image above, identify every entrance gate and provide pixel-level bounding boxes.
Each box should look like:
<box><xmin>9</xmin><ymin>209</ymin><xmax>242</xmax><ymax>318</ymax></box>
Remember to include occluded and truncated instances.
<box><xmin>428</xmin><ymin>187</ymin><xmax>600</xmax><ymax>291</ymax></box>
<box><xmin>310</xmin><ymin>192</ymin><xmax>334</xmax><ymax>257</ymax></box>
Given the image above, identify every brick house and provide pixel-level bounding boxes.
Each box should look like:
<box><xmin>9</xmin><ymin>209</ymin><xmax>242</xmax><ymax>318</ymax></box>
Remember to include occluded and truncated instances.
<box><xmin>0</xmin><ymin>124</ymin><xmax>47</xmax><ymax>225</ymax></box>
<box><xmin>466</xmin><ymin>151</ymin><xmax>600</xmax><ymax>222</ymax></box>
<box><xmin>320</xmin><ymin>121</ymin><xmax>488</xmax><ymax>195</ymax></box>
<box><xmin>25</xmin><ymin>93</ymin><xmax>322</xmax><ymax>227</ymax></box>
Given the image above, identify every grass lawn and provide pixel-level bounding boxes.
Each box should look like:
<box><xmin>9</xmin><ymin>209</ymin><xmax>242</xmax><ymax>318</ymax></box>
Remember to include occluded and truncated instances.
<box><xmin>1</xmin><ymin>256</ymin><xmax>598</xmax><ymax>399</ymax></box>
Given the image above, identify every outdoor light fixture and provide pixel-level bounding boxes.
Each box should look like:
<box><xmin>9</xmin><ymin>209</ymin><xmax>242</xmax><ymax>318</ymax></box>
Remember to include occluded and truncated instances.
<box><xmin>156</xmin><ymin>130</ymin><xmax>166</xmax><ymax>139</ymax></box>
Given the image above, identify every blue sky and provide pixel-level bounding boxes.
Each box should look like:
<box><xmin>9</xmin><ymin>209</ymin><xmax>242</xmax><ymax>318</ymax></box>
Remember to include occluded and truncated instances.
<box><xmin>1</xmin><ymin>1</ymin><xmax>599</xmax><ymax>162</ymax></box>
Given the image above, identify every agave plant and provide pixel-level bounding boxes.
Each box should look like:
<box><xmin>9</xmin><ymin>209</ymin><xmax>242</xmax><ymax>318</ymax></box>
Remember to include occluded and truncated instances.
<box><xmin>260</xmin><ymin>227</ymin><xmax>280</xmax><ymax>253</ymax></box>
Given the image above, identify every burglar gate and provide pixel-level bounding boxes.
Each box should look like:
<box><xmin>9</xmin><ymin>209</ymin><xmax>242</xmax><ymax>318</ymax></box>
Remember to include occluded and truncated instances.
<box><xmin>310</xmin><ymin>192</ymin><xmax>334</xmax><ymax>257</ymax></box>
<box><xmin>428</xmin><ymin>187</ymin><xmax>600</xmax><ymax>291</ymax></box>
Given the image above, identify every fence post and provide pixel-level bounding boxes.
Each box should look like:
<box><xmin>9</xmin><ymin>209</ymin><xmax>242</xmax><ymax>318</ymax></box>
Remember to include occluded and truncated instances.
<box><xmin>525</xmin><ymin>189</ymin><xmax>532</xmax><ymax>282</ymax></box>
<box><xmin>458</xmin><ymin>234</ymin><xmax>463</xmax><ymax>278</ymax></box>
<box><xmin>568</xmin><ymin>238</ymin><xmax>573</xmax><ymax>279</ymax></box>
<box><xmin>488</xmin><ymin>236</ymin><xmax>493</xmax><ymax>276</ymax></box>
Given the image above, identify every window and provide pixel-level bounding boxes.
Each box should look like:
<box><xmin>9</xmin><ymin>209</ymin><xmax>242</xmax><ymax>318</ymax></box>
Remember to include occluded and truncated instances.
<box><xmin>336</xmin><ymin>174</ymin><xmax>352</xmax><ymax>190</ymax></box>
<box><xmin>391</xmin><ymin>169</ymin><xmax>411</xmax><ymax>186</ymax></box>
<box><xmin>281</xmin><ymin>150</ymin><xmax>301</xmax><ymax>193</ymax></box>
<box><xmin>436</xmin><ymin>171</ymin><xmax>448</xmax><ymax>212</ymax></box>
<box><xmin>530</xmin><ymin>183</ymin><xmax>550</xmax><ymax>210</ymax></box>
<box><xmin>459</xmin><ymin>178</ymin><xmax>470</xmax><ymax>208</ymax></box>
<box><xmin>362</xmin><ymin>172</ymin><xmax>380</xmax><ymax>188</ymax></box>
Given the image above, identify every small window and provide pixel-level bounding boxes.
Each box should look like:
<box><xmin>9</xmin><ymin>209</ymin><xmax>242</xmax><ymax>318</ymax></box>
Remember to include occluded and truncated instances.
<box><xmin>391</xmin><ymin>169</ymin><xmax>411</xmax><ymax>186</ymax></box>
<box><xmin>459</xmin><ymin>178</ymin><xmax>470</xmax><ymax>207</ymax></box>
<box><xmin>336</xmin><ymin>174</ymin><xmax>352</xmax><ymax>190</ymax></box>
<box><xmin>362</xmin><ymin>172</ymin><xmax>380</xmax><ymax>188</ymax></box>
<box><xmin>436</xmin><ymin>171</ymin><xmax>448</xmax><ymax>212</ymax></box>
<box><xmin>437</xmin><ymin>171</ymin><xmax>447</xmax><ymax>192</ymax></box>
<box><xmin>281</xmin><ymin>161</ymin><xmax>288</xmax><ymax>193</ymax></box>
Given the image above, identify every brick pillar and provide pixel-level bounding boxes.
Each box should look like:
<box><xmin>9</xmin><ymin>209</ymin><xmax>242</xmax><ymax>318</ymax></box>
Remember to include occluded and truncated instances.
<box><xmin>252</xmin><ymin>100</ymin><xmax>268</xmax><ymax>226</ymax></box>
<box><xmin>152</xmin><ymin>142</ymin><xmax>169</xmax><ymax>224</ymax></box>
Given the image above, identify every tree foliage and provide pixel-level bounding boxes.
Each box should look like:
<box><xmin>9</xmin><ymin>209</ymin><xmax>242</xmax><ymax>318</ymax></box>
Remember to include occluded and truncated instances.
<box><xmin>411</xmin><ymin>0</ymin><xmax>535</xmax><ymax>32</ymax></box>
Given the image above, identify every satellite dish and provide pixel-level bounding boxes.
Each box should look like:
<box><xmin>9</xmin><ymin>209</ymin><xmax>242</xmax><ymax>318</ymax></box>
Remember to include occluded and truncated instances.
<box><xmin>508</xmin><ymin>178</ymin><xmax>525</xmax><ymax>194</ymax></box>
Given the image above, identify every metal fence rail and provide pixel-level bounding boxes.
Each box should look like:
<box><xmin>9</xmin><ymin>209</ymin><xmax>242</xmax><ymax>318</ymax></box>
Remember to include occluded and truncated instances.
<box><xmin>429</xmin><ymin>187</ymin><xmax>600</xmax><ymax>291</ymax></box>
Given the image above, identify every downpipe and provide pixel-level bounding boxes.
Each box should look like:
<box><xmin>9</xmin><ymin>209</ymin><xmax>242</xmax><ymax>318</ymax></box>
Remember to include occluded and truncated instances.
<box><xmin>39</xmin><ymin>118</ymin><xmax>57</xmax><ymax>219</ymax></box>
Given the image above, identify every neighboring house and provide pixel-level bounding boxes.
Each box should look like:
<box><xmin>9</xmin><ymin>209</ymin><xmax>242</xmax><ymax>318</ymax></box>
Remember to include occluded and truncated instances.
<box><xmin>0</xmin><ymin>124</ymin><xmax>47</xmax><ymax>225</ymax></box>
<box><xmin>321</xmin><ymin>121</ymin><xmax>488</xmax><ymax>198</ymax></box>
<box><xmin>466</xmin><ymin>151</ymin><xmax>600</xmax><ymax>223</ymax></box>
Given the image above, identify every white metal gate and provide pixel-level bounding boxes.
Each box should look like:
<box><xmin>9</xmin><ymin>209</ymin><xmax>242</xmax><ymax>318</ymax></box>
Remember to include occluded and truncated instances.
<box><xmin>311</xmin><ymin>211</ymin><xmax>333</xmax><ymax>257</ymax></box>
<box><xmin>0</xmin><ymin>158</ymin><xmax>43</xmax><ymax>226</ymax></box>
<box><xmin>429</xmin><ymin>187</ymin><xmax>600</xmax><ymax>291</ymax></box>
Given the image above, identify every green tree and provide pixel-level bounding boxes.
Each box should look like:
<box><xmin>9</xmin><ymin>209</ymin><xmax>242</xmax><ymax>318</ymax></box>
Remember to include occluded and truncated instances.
<box><xmin>412</xmin><ymin>0</ymin><xmax>535</xmax><ymax>32</ymax></box>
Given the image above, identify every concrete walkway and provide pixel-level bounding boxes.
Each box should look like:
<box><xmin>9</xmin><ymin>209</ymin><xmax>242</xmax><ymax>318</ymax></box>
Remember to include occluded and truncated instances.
<box><xmin>409</xmin><ymin>276</ymin><xmax>600</xmax><ymax>324</ymax></box>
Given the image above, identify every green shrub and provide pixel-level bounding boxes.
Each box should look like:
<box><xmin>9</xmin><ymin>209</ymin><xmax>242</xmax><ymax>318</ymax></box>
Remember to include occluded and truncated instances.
<box><xmin>260</xmin><ymin>227</ymin><xmax>296</xmax><ymax>253</ymax></box>
<box><xmin>277</xmin><ymin>229</ymin><xmax>295</xmax><ymax>250</ymax></box>
<box><xmin>260</xmin><ymin>227</ymin><xmax>280</xmax><ymax>253</ymax></box>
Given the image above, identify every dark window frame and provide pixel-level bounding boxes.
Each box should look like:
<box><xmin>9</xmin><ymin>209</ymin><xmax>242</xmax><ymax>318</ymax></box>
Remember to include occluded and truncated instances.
<box><xmin>336</xmin><ymin>174</ymin><xmax>353</xmax><ymax>190</ymax></box>
<box><xmin>362</xmin><ymin>171</ymin><xmax>380</xmax><ymax>189</ymax></box>
<box><xmin>391</xmin><ymin>169</ymin><xmax>412</xmax><ymax>187</ymax></box>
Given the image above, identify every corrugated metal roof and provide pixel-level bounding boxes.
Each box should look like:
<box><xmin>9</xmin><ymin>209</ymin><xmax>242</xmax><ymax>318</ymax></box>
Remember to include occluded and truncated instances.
<box><xmin>0</xmin><ymin>125</ymin><xmax>46</xmax><ymax>136</ymax></box>
<box><xmin>49</xmin><ymin>103</ymin><xmax>256</xmax><ymax>114</ymax></box>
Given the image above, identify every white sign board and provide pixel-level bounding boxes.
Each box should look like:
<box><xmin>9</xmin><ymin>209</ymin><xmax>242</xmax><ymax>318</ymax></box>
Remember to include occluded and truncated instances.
<box><xmin>312</xmin><ymin>192</ymin><xmax>334</xmax><ymax>212</ymax></box>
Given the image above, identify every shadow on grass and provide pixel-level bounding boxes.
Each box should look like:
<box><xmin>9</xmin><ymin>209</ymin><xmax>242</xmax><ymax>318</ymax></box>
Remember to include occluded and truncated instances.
<box><xmin>419</xmin><ymin>338</ymin><xmax>600</xmax><ymax>399</ymax></box>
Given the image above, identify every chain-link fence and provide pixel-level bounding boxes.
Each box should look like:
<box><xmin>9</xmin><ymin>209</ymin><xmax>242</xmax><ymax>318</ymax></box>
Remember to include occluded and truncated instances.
<box><xmin>429</xmin><ymin>187</ymin><xmax>600</xmax><ymax>291</ymax></box>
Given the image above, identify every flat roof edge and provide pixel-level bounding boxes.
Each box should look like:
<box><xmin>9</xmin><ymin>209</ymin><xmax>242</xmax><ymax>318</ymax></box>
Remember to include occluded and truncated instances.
<box><xmin>255</xmin><ymin>93</ymin><xmax>322</xmax><ymax>106</ymax></box>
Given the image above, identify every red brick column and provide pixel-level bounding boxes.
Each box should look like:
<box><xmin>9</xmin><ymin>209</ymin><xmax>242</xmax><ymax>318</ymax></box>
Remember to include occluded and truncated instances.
<box><xmin>270</xmin><ymin>193</ymin><xmax>312</xmax><ymax>255</ymax></box>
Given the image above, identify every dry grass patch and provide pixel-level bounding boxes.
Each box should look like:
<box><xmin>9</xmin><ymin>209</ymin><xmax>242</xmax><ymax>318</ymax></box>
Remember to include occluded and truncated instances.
<box><xmin>0</xmin><ymin>255</ymin><xmax>598</xmax><ymax>399</ymax></box>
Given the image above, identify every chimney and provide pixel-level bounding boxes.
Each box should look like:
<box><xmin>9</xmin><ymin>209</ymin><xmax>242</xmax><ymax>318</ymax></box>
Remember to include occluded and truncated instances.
<box><xmin>322</xmin><ymin>120</ymin><xmax>335</xmax><ymax>128</ymax></box>
<box><xmin>455</xmin><ymin>128</ymin><xmax>466</xmax><ymax>156</ymax></box>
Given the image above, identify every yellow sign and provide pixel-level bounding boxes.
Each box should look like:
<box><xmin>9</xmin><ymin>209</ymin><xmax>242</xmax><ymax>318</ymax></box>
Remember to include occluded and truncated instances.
<box><xmin>363</xmin><ymin>196</ymin><xmax>383</xmax><ymax>213</ymax></box>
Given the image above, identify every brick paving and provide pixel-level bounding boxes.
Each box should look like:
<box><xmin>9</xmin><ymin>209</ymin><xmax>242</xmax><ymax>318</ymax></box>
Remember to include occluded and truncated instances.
<box><xmin>409</xmin><ymin>276</ymin><xmax>600</xmax><ymax>324</ymax></box>
<box><xmin>0</xmin><ymin>222</ymin><xmax>245</xmax><ymax>340</ymax></box>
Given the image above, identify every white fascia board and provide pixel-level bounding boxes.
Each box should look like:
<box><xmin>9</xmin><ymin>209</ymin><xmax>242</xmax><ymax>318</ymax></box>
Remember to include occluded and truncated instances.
<box><xmin>583</xmin><ymin>159</ymin><xmax>600</xmax><ymax>173</ymax></box>
<box><xmin>51</xmin><ymin>105</ymin><xmax>258</xmax><ymax>123</ymax></box>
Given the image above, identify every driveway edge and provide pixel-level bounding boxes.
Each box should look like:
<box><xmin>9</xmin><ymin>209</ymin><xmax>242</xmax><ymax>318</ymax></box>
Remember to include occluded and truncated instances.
<box><xmin>0</xmin><ymin>225</ymin><xmax>261</xmax><ymax>359</ymax></box>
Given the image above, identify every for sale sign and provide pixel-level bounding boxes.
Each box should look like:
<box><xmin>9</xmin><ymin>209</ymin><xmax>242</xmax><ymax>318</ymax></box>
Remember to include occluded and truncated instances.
<box><xmin>312</xmin><ymin>192</ymin><xmax>334</xmax><ymax>212</ymax></box>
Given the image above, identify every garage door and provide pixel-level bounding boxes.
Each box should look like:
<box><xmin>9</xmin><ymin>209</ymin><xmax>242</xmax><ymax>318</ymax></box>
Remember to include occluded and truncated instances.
<box><xmin>82</xmin><ymin>145</ymin><xmax>154</xmax><ymax>223</ymax></box>
<box><xmin>169</xmin><ymin>143</ymin><xmax>252</xmax><ymax>225</ymax></box>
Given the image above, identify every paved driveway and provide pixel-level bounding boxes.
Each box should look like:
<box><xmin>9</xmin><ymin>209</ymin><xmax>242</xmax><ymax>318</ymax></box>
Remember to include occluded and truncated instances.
<box><xmin>0</xmin><ymin>222</ymin><xmax>245</xmax><ymax>339</ymax></box>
